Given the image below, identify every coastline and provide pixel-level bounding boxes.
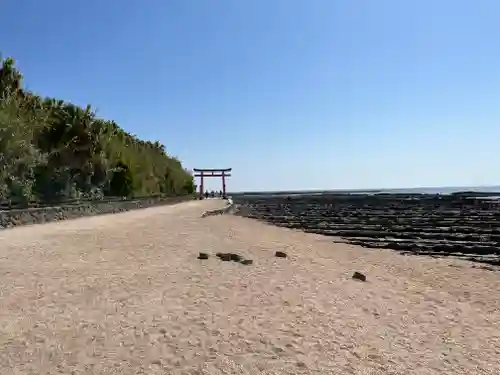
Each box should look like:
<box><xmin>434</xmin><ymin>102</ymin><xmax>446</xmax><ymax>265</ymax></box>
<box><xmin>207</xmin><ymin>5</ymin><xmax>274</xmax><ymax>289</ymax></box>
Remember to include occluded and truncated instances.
<box><xmin>230</xmin><ymin>185</ymin><xmax>500</xmax><ymax>197</ymax></box>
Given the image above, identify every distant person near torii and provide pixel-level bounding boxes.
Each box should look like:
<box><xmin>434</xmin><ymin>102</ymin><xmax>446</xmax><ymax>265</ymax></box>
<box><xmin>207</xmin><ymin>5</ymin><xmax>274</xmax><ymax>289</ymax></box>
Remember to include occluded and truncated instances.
<box><xmin>203</xmin><ymin>190</ymin><xmax>224</xmax><ymax>199</ymax></box>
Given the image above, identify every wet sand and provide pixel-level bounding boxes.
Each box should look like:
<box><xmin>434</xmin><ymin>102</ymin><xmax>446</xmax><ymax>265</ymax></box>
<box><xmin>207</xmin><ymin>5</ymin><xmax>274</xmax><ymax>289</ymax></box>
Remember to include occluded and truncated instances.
<box><xmin>0</xmin><ymin>200</ymin><xmax>499</xmax><ymax>374</ymax></box>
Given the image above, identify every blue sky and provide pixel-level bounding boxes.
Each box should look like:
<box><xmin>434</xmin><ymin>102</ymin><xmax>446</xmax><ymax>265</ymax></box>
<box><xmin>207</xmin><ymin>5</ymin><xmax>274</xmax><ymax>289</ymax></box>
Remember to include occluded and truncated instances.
<box><xmin>2</xmin><ymin>0</ymin><xmax>500</xmax><ymax>192</ymax></box>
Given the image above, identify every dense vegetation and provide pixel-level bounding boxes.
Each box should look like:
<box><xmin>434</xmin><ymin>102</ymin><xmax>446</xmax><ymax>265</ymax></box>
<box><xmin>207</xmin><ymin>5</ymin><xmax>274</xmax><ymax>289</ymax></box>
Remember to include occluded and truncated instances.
<box><xmin>0</xmin><ymin>56</ymin><xmax>195</xmax><ymax>205</ymax></box>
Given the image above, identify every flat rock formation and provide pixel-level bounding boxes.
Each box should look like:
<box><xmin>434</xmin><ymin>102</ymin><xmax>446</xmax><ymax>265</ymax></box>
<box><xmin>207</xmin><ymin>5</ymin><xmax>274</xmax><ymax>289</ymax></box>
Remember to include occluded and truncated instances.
<box><xmin>233</xmin><ymin>192</ymin><xmax>500</xmax><ymax>266</ymax></box>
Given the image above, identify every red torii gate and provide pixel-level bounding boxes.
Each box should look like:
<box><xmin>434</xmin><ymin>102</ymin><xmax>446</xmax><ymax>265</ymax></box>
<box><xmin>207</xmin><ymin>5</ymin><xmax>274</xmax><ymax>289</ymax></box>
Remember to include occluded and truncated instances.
<box><xmin>193</xmin><ymin>168</ymin><xmax>232</xmax><ymax>198</ymax></box>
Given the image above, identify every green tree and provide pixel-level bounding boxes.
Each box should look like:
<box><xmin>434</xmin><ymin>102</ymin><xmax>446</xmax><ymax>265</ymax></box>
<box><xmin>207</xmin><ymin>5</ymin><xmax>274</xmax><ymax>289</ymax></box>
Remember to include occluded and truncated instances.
<box><xmin>0</xmin><ymin>55</ymin><xmax>195</xmax><ymax>204</ymax></box>
<box><xmin>107</xmin><ymin>162</ymin><xmax>134</xmax><ymax>197</ymax></box>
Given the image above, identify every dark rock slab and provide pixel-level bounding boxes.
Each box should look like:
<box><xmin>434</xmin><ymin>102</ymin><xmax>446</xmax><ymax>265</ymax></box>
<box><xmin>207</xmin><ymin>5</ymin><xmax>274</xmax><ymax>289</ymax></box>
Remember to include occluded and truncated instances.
<box><xmin>231</xmin><ymin>193</ymin><xmax>500</xmax><ymax>267</ymax></box>
<box><xmin>216</xmin><ymin>253</ymin><xmax>232</xmax><ymax>261</ymax></box>
<box><xmin>215</xmin><ymin>252</ymin><xmax>247</xmax><ymax>263</ymax></box>
<box><xmin>352</xmin><ymin>272</ymin><xmax>367</xmax><ymax>282</ymax></box>
<box><xmin>229</xmin><ymin>253</ymin><xmax>243</xmax><ymax>262</ymax></box>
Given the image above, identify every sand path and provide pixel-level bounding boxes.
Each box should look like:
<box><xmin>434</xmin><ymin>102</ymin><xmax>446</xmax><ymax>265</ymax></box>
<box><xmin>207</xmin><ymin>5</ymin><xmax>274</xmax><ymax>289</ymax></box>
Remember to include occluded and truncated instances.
<box><xmin>0</xmin><ymin>200</ymin><xmax>499</xmax><ymax>374</ymax></box>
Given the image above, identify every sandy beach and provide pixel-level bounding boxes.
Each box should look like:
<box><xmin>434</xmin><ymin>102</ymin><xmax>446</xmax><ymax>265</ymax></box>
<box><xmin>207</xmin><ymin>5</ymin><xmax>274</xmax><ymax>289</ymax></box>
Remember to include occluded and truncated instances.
<box><xmin>0</xmin><ymin>200</ymin><xmax>499</xmax><ymax>375</ymax></box>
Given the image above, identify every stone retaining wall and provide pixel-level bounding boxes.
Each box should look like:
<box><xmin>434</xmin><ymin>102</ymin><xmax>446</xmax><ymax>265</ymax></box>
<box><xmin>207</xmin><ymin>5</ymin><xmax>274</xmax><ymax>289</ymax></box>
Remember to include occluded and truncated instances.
<box><xmin>0</xmin><ymin>196</ymin><xmax>195</xmax><ymax>230</ymax></box>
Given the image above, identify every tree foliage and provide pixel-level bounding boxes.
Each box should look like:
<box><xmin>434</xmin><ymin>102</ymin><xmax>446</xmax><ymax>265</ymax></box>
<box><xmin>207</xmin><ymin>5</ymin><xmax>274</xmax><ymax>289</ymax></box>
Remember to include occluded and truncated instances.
<box><xmin>0</xmin><ymin>56</ymin><xmax>196</xmax><ymax>203</ymax></box>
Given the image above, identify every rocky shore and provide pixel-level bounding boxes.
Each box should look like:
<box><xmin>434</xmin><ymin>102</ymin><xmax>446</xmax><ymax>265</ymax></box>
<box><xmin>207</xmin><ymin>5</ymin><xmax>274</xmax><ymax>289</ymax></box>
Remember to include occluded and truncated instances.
<box><xmin>232</xmin><ymin>192</ymin><xmax>500</xmax><ymax>267</ymax></box>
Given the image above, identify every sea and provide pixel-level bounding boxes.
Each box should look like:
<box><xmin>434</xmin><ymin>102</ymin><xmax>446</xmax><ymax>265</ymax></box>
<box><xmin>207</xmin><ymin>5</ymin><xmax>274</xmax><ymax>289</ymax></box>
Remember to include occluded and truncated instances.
<box><xmin>231</xmin><ymin>185</ymin><xmax>500</xmax><ymax>198</ymax></box>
